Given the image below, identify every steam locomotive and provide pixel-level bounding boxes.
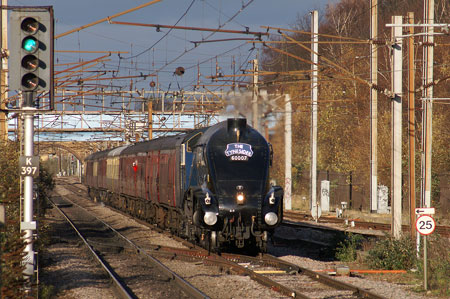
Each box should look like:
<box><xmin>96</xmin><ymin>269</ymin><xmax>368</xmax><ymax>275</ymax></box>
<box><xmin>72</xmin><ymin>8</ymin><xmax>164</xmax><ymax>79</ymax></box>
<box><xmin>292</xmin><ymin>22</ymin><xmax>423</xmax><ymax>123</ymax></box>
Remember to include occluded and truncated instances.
<box><xmin>84</xmin><ymin>118</ymin><xmax>283</xmax><ymax>252</ymax></box>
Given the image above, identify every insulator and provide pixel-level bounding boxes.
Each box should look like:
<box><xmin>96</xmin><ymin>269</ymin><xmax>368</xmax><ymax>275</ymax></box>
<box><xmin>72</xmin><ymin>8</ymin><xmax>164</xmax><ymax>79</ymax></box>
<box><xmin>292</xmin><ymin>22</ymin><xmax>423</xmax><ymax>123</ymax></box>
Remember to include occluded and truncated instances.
<box><xmin>174</xmin><ymin>66</ymin><xmax>185</xmax><ymax>76</ymax></box>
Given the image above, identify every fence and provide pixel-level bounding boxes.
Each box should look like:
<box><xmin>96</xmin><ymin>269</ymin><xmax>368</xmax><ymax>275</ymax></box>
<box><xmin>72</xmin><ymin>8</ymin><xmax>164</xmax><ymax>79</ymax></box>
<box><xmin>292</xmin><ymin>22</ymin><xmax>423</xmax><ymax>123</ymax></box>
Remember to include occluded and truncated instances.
<box><xmin>295</xmin><ymin>170</ymin><xmax>450</xmax><ymax>214</ymax></box>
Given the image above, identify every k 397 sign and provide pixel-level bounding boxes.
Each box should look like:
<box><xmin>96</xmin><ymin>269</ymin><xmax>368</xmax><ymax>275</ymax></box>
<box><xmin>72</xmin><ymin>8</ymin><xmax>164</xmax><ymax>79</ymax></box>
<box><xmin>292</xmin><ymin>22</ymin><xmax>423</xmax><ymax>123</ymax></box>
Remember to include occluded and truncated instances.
<box><xmin>19</xmin><ymin>156</ymin><xmax>39</xmax><ymax>178</ymax></box>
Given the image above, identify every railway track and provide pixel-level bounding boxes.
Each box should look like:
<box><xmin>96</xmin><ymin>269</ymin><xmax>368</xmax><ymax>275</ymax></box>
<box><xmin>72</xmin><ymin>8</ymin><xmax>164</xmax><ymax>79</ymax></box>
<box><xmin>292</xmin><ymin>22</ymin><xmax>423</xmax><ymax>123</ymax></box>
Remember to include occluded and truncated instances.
<box><xmin>49</xmin><ymin>177</ymin><xmax>389</xmax><ymax>298</ymax></box>
<box><xmin>283</xmin><ymin>210</ymin><xmax>450</xmax><ymax>237</ymax></box>
<box><xmin>48</xmin><ymin>198</ymin><xmax>136</xmax><ymax>299</ymax></box>
<box><xmin>48</xmin><ymin>190</ymin><xmax>207</xmax><ymax>299</ymax></box>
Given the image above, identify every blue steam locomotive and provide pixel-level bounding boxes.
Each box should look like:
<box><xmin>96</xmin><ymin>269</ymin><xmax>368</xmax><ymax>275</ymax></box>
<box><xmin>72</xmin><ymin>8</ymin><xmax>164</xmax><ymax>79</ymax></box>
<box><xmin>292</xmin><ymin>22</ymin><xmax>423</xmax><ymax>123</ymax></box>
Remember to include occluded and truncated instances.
<box><xmin>84</xmin><ymin>118</ymin><xmax>283</xmax><ymax>252</ymax></box>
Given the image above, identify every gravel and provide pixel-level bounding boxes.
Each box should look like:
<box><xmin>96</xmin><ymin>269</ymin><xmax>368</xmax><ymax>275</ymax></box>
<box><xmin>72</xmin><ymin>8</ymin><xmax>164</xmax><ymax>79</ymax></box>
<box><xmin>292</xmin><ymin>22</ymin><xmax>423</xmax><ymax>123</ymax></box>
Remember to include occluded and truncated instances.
<box><xmin>39</xmin><ymin>181</ymin><xmax>442</xmax><ymax>299</ymax></box>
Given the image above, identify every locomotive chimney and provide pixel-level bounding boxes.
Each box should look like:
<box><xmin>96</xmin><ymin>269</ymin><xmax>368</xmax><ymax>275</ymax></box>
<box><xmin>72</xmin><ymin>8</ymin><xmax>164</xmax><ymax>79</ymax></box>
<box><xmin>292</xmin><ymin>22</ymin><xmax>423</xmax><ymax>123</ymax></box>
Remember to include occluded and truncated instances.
<box><xmin>227</xmin><ymin>118</ymin><xmax>246</xmax><ymax>141</ymax></box>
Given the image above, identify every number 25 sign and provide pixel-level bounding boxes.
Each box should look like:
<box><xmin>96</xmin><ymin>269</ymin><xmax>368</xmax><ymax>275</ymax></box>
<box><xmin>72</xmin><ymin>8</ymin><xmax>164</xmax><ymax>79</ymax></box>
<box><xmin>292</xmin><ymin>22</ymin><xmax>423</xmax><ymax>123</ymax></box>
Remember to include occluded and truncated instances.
<box><xmin>415</xmin><ymin>215</ymin><xmax>436</xmax><ymax>236</ymax></box>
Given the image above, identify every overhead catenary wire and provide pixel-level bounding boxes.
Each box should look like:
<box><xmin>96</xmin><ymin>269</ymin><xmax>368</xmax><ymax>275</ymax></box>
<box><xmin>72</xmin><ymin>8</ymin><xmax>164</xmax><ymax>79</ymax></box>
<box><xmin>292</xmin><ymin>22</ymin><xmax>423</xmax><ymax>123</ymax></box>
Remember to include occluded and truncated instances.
<box><xmin>17</xmin><ymin>0</ymin><xmax>448</xmax><ymax>144</ymax></box>
<box><xmin>55</xmin><ymin>0</ymin><xmax>163</xmax><ymax>39</ymax></box>
<box><xmin>142</xmin><ymin>0</ymin><xmax>256</xmax><ymax>77</ymax></box>
<box><xmin>48</xmin><ymin>0</ymin><xmax>261</xmax><ymax>103</ymax></box>
<box><xmin>120</xmin><ymin>0</ymin><xmax>197</xmax><ymax>60</ymax></box>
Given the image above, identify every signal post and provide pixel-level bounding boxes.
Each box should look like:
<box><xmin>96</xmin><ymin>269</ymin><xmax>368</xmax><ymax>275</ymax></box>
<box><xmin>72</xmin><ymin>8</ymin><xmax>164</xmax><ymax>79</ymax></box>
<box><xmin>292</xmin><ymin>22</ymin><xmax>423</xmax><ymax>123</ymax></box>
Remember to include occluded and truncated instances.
<box><xmin>8</xmin><ymin>6</ymin><xmax>54</xmax><ymax>284</ymax></box>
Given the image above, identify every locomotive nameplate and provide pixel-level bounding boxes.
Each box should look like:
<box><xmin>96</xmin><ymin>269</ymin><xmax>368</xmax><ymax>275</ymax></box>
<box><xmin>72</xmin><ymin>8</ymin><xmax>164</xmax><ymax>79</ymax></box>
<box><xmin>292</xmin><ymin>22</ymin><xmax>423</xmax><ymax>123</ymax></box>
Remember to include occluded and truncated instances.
<box><xmin>225</xmin><ymin>143</ymin><xmax>253</xmax><ymax>161</ymax></box>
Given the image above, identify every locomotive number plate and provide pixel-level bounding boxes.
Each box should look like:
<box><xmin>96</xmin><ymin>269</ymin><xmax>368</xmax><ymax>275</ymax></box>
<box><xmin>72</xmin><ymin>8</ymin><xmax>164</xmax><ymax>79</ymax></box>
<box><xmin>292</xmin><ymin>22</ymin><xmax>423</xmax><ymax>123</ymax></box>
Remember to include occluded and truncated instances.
<box><xmin>225</xmin><ymin>143</ymin><xmax>253</xmax><ymax>161</ymax></box>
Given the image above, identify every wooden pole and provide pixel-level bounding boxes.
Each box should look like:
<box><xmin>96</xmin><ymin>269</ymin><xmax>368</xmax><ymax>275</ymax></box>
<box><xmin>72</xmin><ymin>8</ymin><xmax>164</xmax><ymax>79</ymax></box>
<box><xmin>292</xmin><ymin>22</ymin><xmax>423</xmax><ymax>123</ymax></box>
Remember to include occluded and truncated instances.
<box><xmin>0</xmin><ymin>0</ymin><xmax>8</xmax><ymax>142</ymax></box>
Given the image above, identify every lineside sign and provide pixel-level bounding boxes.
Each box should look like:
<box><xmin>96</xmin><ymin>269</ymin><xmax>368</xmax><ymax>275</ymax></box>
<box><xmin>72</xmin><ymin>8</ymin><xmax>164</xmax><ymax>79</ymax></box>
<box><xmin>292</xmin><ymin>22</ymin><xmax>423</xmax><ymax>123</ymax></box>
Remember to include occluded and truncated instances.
<box><xmin>415</xmin><ymin>215</ymin><xmax>436</xmax><ymax>236</ymax></box>
<box><xmin>19</xmin><ymin>156</ymin><xmax>39</xmax><ymax>178</ymax></box>
<box><xmin>415</xmin><ymin>207</ymin><xmax>435</xmax><ymax>215</ymax></box>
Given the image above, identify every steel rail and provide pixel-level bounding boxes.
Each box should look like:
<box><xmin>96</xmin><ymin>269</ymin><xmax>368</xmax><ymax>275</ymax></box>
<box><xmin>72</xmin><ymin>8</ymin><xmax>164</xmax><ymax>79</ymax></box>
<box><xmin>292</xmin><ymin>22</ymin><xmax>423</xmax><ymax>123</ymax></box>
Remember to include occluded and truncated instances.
<box><xmin>203</xmin><ymin>255</ymin><xmax>299</xmax><ymax>298</ymax></box>
<box><xmin>283</xmin><ymin>210</ymin><xmax>450</xmax><ymax>237</ymax></box>
<box><xmin>60</xmin><ymin>180</ymin><xmax>299</xmax><ymax>298</ymax></box>
<box><xmin>60</xmin><ymin>179</ymin><xmax>385</xmax><ymax>298</ymax></box>
<box><xmin>48</xmin><ymin>197</ymin><xmax>135</xmax><ymax>299</ymax></box>
<box><xmin>54</xmin><ymin>191</ymin><xmax>210</xmax><ymax>299</ymax></box>
<box><xmin>260</xmin><ymin>254</ymin><xmax>386</xmax><ymax>299</ymax></box>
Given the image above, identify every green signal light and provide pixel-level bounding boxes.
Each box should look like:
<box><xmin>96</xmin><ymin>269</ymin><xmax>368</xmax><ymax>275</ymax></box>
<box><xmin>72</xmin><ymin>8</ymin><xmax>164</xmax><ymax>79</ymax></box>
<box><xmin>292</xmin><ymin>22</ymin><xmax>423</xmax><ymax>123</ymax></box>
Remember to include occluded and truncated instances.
<box><xmin>22</xmin><ymin>37</ymin><xmax>38</xmax><ymax>53</ymax></box>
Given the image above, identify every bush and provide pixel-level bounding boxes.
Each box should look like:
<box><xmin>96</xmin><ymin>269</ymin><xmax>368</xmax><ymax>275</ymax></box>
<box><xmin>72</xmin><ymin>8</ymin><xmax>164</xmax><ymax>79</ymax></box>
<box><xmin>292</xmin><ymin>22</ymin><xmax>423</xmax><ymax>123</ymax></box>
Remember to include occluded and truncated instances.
<box><xmin>335</xmin><ymin>233</ymin><xmax>364</xmax><ymax>262</ymax></box>
<box><xmin>36</xmin><ymin>163</ymin><xmax>55</xmax><ymax>217</ymax></box>
<box><xmin>0</xmin><ymin>141</ymin><xmax>55</xmax><ymax>297</ymax></box>
<box><xmin>0</xmin><ymin>141</ymin><xmax>26</xmax><ymax>297</ymax></box>
<box><xmin>366</xmin><ymin>234</ymin><xmax>417</xmax><ymax>270</ymax></box>
<box><xmin>39</xmin><ymin>283</ymin><xmax>55</xmax><ymax>298</ymax></box>
<box><xmin>416</xmin><ymin>235</ymin><xmax>450</xmax><ymax>296</ymax></box>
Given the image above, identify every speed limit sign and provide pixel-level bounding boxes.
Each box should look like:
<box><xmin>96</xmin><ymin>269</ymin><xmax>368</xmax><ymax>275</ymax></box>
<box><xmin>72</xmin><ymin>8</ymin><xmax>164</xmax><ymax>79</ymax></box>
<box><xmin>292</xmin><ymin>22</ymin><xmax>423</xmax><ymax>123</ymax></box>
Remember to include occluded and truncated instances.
<box><xmin>415</xmin><ymin>215</ymin><xmax>436</xmax><ymax>235</ymax></box>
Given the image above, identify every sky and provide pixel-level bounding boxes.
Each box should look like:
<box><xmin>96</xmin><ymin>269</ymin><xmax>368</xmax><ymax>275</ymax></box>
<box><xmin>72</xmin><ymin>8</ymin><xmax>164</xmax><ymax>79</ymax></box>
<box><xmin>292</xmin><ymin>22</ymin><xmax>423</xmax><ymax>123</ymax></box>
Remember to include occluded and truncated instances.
<box><xmin>8</xmin><ymin>0</ymin><xmax>335</xmax><ymax>92</ymax></box>
<box><xmin>7</xmin><ymin>0</ymin><xmax>336</xmax><ymax>141</ymax></box>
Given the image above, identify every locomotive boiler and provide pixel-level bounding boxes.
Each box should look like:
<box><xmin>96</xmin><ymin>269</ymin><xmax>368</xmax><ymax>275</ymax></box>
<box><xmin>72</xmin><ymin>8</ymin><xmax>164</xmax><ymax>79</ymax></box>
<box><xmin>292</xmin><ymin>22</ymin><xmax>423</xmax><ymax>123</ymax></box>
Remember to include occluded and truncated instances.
<box><xmin>84</xmin><ymin>118</ymin><xmax>283</xmax><ymax>252</ymax></box>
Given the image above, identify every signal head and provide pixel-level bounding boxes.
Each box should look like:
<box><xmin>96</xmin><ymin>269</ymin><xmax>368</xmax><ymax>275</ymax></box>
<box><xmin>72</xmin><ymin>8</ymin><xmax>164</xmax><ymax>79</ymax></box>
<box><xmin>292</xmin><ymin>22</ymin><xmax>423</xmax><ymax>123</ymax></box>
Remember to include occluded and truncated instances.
<box><xmin>22</xmin><ymin>36</ymin><xmax>38</xmax><ymax>53</ymax></box>
<box><xmin>9</xmin><ymin>8</ymin><xmax>54</xmax><ymax>106</ymax></box>
<box><xmin>21</xmin><ymin>55</ymin><xmax>39</xmax><ymax>71</ymax></box>
<box><xmin>21</xmin><ymin>17</ymin><xmax>39</xmax><ymax>35</ymax></box>
<box><xmin>21</xmin><ymin>73</ymin><xmax>39</xmax><ymax>90</ymax></box>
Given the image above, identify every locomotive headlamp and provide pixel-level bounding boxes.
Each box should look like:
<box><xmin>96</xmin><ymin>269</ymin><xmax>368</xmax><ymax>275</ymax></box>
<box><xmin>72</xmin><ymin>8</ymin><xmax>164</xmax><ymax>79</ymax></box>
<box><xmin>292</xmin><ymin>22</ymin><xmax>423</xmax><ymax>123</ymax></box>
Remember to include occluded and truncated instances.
<box><xmin>269</xmin><ymin>192</ymin><xmax>275</xmax><ymax>205</ymax></box>
<box><xmin>264</xmin><ymin>212</ymin><xmax>278</xmax><ymax>226</ymax></box>
<box><xmin>236</xmin><ymin>192</ymin><xmax>245</xmax><ymax>204</ymax></box>
<box><xmin>204</xmin><ymin>212</ymin><xmax>217</xmax><ymax>226</ymax></box>
<box><xmin>204</xmin><ymin>192</ymin><xmax>211</xmax><ymax>205</ymax></box>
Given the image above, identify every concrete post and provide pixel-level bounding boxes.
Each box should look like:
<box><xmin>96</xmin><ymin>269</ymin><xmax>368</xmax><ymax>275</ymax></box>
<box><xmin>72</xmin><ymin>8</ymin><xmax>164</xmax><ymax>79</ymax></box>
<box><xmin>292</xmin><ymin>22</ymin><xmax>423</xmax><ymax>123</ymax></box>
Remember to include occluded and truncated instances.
<box><xmin>284</xmin><ymin>94</ymin><xmax>292</xmax><ymax>210</ymax></box>
<box><xmin>310</xmin><ymin>10</ymin><xmax>319</xmax><ymax>219</ymax></box>
<box><xmin>391</xmin><ymin>16</ymin><xmax>403</xmax><ymax>239</ymax></box>
<box><xmin>421</xmin><ymin>0</ymin><xmax>434</xmax><ymax>209</ymax></box>
<box><xmin>370</xmin><ymin>0</ymin><xmax>378</xmax><ymax>212</ymax></box>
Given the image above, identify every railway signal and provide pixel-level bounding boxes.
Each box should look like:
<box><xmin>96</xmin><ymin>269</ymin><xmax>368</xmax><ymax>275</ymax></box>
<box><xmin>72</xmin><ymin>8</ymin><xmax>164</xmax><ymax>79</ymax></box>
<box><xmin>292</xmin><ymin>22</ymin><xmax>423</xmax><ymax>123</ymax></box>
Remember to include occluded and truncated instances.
<box><xmin>9</xmin><ymin>8</ymin><xmax>54</xmax><ymax>98</ymax></box>
<box><xmin>8</xmin><ymin>6</ymin><xmax>54</xmax><ymax>284</ymax></box>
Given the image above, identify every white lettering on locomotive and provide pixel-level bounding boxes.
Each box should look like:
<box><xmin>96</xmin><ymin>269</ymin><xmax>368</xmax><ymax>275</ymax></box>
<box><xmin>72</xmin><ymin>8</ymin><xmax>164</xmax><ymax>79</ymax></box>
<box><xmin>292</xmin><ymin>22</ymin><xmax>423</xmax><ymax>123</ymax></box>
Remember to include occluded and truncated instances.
<box><xmin>225</xmin><ymin>143</ymin><xmax>253</xmax><ymax>161</ymax></box>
